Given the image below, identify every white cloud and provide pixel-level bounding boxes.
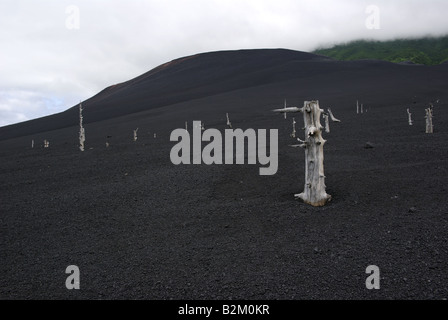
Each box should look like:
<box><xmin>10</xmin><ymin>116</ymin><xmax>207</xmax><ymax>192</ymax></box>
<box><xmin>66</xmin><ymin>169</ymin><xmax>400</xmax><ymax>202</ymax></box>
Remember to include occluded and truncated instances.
<box><xmin>0</xmin><ymin>0</ymin><xmax>447</xmax><ymax>126</ymax></box>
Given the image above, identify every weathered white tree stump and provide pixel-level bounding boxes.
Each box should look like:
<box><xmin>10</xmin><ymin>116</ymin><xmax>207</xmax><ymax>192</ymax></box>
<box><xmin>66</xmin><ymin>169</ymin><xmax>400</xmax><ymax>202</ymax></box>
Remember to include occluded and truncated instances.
<box><xmin>274</xmin><ymin>100</ymin><xmax>338</xmax><ymax>207</ymax></box>
<box><xmin>79</xmin><ymin>102</ymin><xmax>85</xmax><ymax>151</ymax></box>
<box><xmin>296</xmin><ymin>101</ymin><xmax>331</xmax><ymax>206</ymax></box>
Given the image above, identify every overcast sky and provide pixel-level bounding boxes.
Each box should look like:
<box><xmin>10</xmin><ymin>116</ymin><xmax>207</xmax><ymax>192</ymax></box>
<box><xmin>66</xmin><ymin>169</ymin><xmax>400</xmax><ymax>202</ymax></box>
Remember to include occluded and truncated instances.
<box><xmin>1</xmin><ymin>0</ymin><xmax>447</xmax><ymax>127</ymax></box>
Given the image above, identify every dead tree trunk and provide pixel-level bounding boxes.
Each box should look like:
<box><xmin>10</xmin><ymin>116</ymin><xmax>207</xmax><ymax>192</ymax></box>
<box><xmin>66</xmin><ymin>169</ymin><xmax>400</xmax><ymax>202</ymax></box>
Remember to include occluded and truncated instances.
<box><xmin>274</xmin><ymin>100</ymin><xmax>335</xmax><ymax>207</ymax></box>
<box><xmin>425</xmin><ymin>106</ymin><xmax>433</xmax><ymax>133</ymax></box>
<box><xmin>407</xmin><ymin>108</ymin><xmax>413</xmax><ymax>126</ymax></box>
<box><xmin>297</xmin><ymin>101</ymin><xmax>331</xmax><ymax>206</ymax></box>
<box><xmin>290</xmin><ymin>117</ymin><xmax>296</xmax><ymax>137</ymax></box>
<box><xmin>79</xmin><ymin>102</ymin><xmax>85</xmax><ymax>151</ymax></box>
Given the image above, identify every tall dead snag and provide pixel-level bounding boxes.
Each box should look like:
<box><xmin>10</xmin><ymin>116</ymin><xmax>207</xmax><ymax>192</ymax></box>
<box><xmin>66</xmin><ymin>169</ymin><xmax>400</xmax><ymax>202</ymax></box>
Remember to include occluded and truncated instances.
<box><xmin>407</xmin><ymin>108</ymin><xmax>413</xmax><ymax>126</ymax></box>
<box><xmin>79</xmin><ymin>102</ymin><xmax>85</xmax><ymax>151</ymax></box>
<box><xmin>274</xmin><ymin>100</ymin><xmax>339</xmax><ymax>207</ymax></box>
<box><xmin>425</xmin><ymin>105</ymin><xmax>433</xmax><ymax>133</ymax></box>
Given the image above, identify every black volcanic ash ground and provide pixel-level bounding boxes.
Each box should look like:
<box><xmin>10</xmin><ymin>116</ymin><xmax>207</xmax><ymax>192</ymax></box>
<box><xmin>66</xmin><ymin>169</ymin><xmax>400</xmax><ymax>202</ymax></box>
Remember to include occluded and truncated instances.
<box><xmin>1</xmin><ymin>49</ymin><xmax>447</xmax><ymax>299</ymax></box>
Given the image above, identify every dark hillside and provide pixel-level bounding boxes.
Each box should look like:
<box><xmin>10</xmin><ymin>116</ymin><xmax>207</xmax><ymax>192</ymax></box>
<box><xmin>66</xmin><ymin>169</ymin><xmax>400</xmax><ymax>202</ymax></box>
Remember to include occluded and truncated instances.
<box><xmin>0</xmin><ymin>49</ymin><xmax>330</xmax><ymax>141</ymax></box>
<box><xmin>0</xmin><ymin>49</ymin><xmax>447</xmax><ymax>300</ymax></box>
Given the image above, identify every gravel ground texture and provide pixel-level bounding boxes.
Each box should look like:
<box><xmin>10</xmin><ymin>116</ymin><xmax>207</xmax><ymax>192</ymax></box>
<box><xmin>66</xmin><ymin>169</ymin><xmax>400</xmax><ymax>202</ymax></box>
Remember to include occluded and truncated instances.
<box><xmin>1</xmin><ymin>49</ymin><xmax>447</xmax><ymax>300</ymax></box>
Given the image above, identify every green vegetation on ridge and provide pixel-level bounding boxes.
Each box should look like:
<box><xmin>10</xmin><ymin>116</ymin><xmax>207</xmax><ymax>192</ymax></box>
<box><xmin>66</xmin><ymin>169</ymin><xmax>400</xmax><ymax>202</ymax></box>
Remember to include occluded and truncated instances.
<box><xmin>312</xmin><ymin>36</ymin><xmax>448</xmax><ymax>65</ymax></box>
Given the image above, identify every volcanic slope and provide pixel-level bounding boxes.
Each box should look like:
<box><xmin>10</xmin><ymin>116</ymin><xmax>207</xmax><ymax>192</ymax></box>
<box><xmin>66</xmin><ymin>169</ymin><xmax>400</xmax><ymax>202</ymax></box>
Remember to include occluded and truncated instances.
<box><xmin>0</xmin><ymin>49</ymin><xmax>448</xmax><ymax>300</ymax></box>
<box><xmin>0</xmin><ymin>49</ymin><xmax>331</xmax><ymax>141</ymax></box>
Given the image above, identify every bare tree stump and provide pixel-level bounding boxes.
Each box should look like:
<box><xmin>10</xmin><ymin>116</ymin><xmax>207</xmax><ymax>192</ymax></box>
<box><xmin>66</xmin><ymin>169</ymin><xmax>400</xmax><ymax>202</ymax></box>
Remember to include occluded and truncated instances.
<box><xmin>274</xmin><ymin>100</ymin><xmax>334</xmax><ymax>207</ymax></box>
<box><xmin>79</xmin><ymin>102</ymin><xmax>85</xmax><ymax>151</ymax></box>
<box><xmin>296</xmin><ymin>101</ymin><xmax>331</xmax><ymax>206</ymax></box>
